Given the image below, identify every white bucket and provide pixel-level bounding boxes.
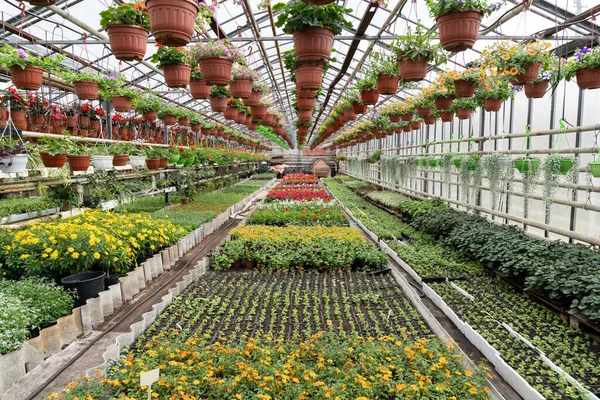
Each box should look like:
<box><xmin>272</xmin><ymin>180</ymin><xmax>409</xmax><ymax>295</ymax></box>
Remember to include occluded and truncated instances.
<box><xmin>1</xmin><ymin>154</ymin><xmax>29</xmax><ymax>173</ymax></box>
<box><xmin>91</xmin><ymin>155</ymin><xmax>114</xmax><ymax>170</ymax></box>
<box><xmin>129</xmin><ymin>155</ymin><xmax>147</xmax><ymax>168</ymax></box>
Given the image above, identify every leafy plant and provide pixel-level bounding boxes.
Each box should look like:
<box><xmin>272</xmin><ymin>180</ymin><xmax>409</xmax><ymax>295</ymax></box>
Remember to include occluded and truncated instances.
<box><xmin>210</xmin><ymin>85</ymin><xmax>229</xmax><ymax>98</ymax></box>
<box><xmin>99</xmin><ymin>1</ymin><xmax>150</xmax><ymax>30</ymax></box>
<box><xmin>389</xmin><ymin>24</ymin><xmax>447</xmax><ymax>64</ymax></box>
<box><xmin>0</xmin><ymin>44</ymin><xmax>64</xmax><ymax>71</ymax></box>
<box><xmin>273</xmin><ymin>1</ymin><xmax>352</xmax><ymax>35</ymax></box>
<box><xmin>425</xmin><ymin>0</ymin><xmax>502</xmax><ymax>18</ymax></box>
<box><xmin>150</xmin><ymin>45</ymin><xmax>188</xmax><ymax>69</ymax></box>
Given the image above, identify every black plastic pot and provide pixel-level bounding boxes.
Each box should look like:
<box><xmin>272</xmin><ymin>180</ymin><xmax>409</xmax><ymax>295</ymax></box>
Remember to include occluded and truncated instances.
<box><xmin>105</xmin><ymin>274</ymin><xmax>123</xmax><ymax>289</ymax></box>
<box><xmin>61</xmin><ymin>271</ymin><xmax>106</xmax><ymax>307</ymax></box>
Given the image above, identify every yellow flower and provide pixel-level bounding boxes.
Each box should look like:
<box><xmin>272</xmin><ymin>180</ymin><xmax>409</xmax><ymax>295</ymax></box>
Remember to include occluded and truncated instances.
<box><xmin>50</xmin><ymin>250</ymin><xmax>59</xmax><ymax>260</ymax></box>
<box><xmin>72</xmin><ymin>252</ymin><xmax>80</xmax><ymax>259</ymax></box>
<box><xmin>510</xmin><ymin>67</ymin><xmax>518</xmax><ymax>75</ymax></box>
<box><xmin>469</xmin><ymin>387</ymin><xmax>478</xmax><ymax>395</ymax></box>
<box><xmin>527</xmin><ymin>49</ymin><xmax>537</xmax><ymax>55</ymax></box>
<box><xmin>501</xmin><ymin>54</ymin><xmax>510</xmax><ymax>61</ymax></box>
<box><xmin>93</xmin><ymin>252</ymin><xmax>101</xmax><ymax>260</ymax></box>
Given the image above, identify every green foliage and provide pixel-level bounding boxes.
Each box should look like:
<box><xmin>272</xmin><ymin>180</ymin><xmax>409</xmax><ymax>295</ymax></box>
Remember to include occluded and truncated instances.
<box><xmin>99</xmin><ymin>2</ymin><xmax>150</xmax><ymax>30</ymax></box>
<box><xmin>0</xmin><ymin>44</ymin><xmax>64</xmax><ymax>71</ymax></box>
<box><xmin>58</xmin><ymin>70</ymin><xmax>103</xmax><ymax>84</ymax></box>
<box><xmin>256</xmin><ymin>124</ymin><xmax>290</xmax><ymax>149</ymax></box>
<box><xmin>150</xmin><ymin>46</ymin><xmax>189</xmax><ymax>69</ymax></box>
<box><xmin>273</xmin><ymin>0</ymin><xmax>352</xmax><ymax>35</ymax></box>
<box><xmin>389</xmin><ymin>24</ymin><xmax>447</xmax><ymax>64</ymax></box>
<box><xmin>210</xmin><ymin>85</ymin><xmax>229</xmax><ymax>98</ymax></box>
<box><xmin>132</xmin><ymin>92</ymin><xmax>163</xmax><ymax>113</ymax></box>
<box><xmin>248</xmin><ymin>203</ymin><xmax>349</xmax><ymax>227</ymax></box>
<box><xmin>425</xmin><ymin>0</ymin><xmax>498</xmax><ymax>17</ymax></box>
<box><xmin>0</xmin><ymin>197</ymin><xmax>57</xmax><ymax>219</ymax></box>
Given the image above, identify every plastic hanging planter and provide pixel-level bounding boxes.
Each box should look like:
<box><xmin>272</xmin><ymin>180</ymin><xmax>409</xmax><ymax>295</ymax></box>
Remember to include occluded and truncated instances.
<box><xmin>559</xmin><ymin>159</ymin><xmax>574</xmax><ymax>175</ymax></box>
<box><xmin>513</xmin><ymin>159</ymin><xmax>539</xmax><ymax>174</ymax></box>
<box><xmin>589</xmin><ymin>162</ymin><xmax>600</xmax><ymax>178</ymax></box>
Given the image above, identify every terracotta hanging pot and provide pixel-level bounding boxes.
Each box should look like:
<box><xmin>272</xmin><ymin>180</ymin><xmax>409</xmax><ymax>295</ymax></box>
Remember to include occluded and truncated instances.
<box><xmin>209</xmin><ymin>96</ymin><xmax>228</xmax><ymax>113</ymax></box>
<box><xmin>440</xmin><ymin>111</ymin><xmax>454</xmax><ymax>122</ymax></box>
<box><xmin>300</xmin><ymin>0</ymin><xmax>335</xmax><ymax>4</ymax></box>
<box><xmin>296</xmin><ymin>86</ymin><xmax>318</xmax><ymax>98</ymax></box>
<box><xmin>511</xmin><ymin>62</ymin><xmax>541</xmax><ymax>85</ymax></box>
<box><xmin>163</xmin><ymin>114</ymin><xmax>177</xmax><ymax>125</ymax></box>
<box><xmin>178</xmin><ymin>117</ymin><xmax>190</xmax><ymax>126</ymax></box>
<box><xmin>297</xmin><ymin>97</ymin><xmax>315</xmax><ymax>111</ymax></box>
<box><xmin>199</xmin><ymin>56</ymin><xmax>233</xmax><ymax>86</ymax></box>
<box><xmin>112</xmin><ymin>96</ymin><xmax>132</xmax><ymax>112</ymax></box>
<box><xmin>40</xmin><ymin>152</ymin><xmax>67</xmax><ymax>168</ymax></box>
<box><xmin>250</xmin><ymin>104</ymin><xmax>267</xmax><ymax>119</ymax></box>
<box><xmin>398</xmin><ymin>55</ymin><xmax>428</xmax><ymax>82</ymax></box>
<box><xmin>113</xmin><ymin>154</ymin><xmax>129</xmax><ymax>166</ymax></box>
<box><xmin>224</xmin><ymin>106</ymin><xmax>238</xmax><ymax>120</ymax></box>
<box><xmin>483</xmin><ymin>98</ymin><xmax>503</xmax><ymax>112</ymax></box>
<box><xmin>189</xmin><ymin>79</ymin><xmax>211</xmax><ymax>99</ymax></box>
<box><xmin>295</xmin><ymin>64</ymin><xmax>324</xmax><ymax>91</ymax></box>
<box><xmin>434</xmin><ymin>96</ymin><xmax>453</xmax><ymax>110</ymax></box>
<box><xmin>248</xmin><ymin>122</ymin><xmax>258</xmax><ymax>130</ymax></box>
<box><xmin>456</xmin><ymin>107</ymin><xmax>473</xmax><ymax>119</ymax></box>
<box><xmin>79</xmin><ymin>116</ymin><xmax>90</xmax><ymax>127</ymax></box>
<box><xmin>89</xmin><ymin>120</ymin><xmax>100</xmax><ymax>131</ymax></box>
<box><xmin>436</xmin><ymin>10</ymin><xmax>483</xmax><ymax>52</ymax></box>
<box><xmin>411</xmin><ymin>121</ymin><xmax>422</xmax><ymax>130</ymax></box>
<box><xmin>142</xmin><ymin>110</ymin><xmax>158</xmax><ymax>121</ymax></box>
<box><xmin>191</xmin><ymin>123</ymin><xmax>202</xmax><ymax>132</ymax></box>
<box><xmin>119</xmin><ymin>127</ymin><xmax>128</xmax><ymax>137</ymax></box>
<box><xmin>524</xmin><ymin>80</ymin><xmax>549</xmax><ymax>98</ymax></box>
<box><xmin>26</xmin><ymin>0</ymin><xmax>57</xmax><ymax>5</ymax></box>
<box><xmin>454</xmin><ymin>79</ymin><xmax>476</xmax><ymax>98</ymax></box>
<box><xmin>352</xmin><ymin>102</ymin><xmax>368</xmax><ymax>114</ymax></box>
<box><xmin>245</xmin><ymin>115</ymin><xmax>252</xmax><ymax>125</ymax></box>
<box><xmin>298</xmin><ymin>109</ymin><xmax>312</xmax><ymax>124</ymax></box>
<box><xmin>163</xmin><ymin>63</ymin><xmax>191</xmax><ymax>88</ymax></box>
<box><xmin>29</xmin><ymin>113</ymin><xmax>46</xmax><ymax>127</ymax></box>
<box><xmin>159</xmin><ymin>158</ymin><xmax>168</xmax><ymax>168</ymax></box>
<box><xmin>9</xmin><ymin>66</ymin><xmax>44</xmax><ymax>91</ymax></box>
<box><xmin>423</xmin><ymin>114</ymin><xmax>436</xmax><ymax>125</ymax></box>
<box><xmin>106</xmin><ymin>24</ymin><xmax>149</xmax><ymax>61</ymax></box>
<box><xmin>74</xmin><ymin>81</ymin><xmax>99</xmax><ymax>100</ymax></box>
<box><xmin>344</xmin><ymin>109</ymin><xmax>357</xmax><ymax>121</ymax></box>
<box><xmin>146</xmin><ymin>158</ymin><xmax>161</xmax><ymax>170</ymax></box>
<box><xmin>298</xmin><ymin>126</ymin><xmax>309</xmax><ymax>136</ymax></box>
<box><xmin>376</xmin><ymin>73</ymin><xmax>399</xmax><ymax>95</ymax></box>
<box><xmin>402</xmin><ymin>125</ymin><xmax>411</xmax><ymax>133</ymax></box>
<box><xmin>416</xmin><ymin>107</ymin><xmax>433</xmax><ymax>117</ymax></box>
<box><xmin>263</xmin><ymin>113</ymin><xmax>276</xmax><ymax>126</ymax></box>
<box><xmin>361</xmin><ymin>89</ymin><xmax>379</xmax><ymax>105</ymax></box>
<box><xmin>64</xmin><ymin>115</ymin><xmax>77</xmax><ymax>127</ymax></box>
<box><xmin>393</xmin><ymin>126</ymin><xmax>402</xmax><ymax>133</ymax></box>
<box><xmin>388</xmin><ymin>115</ymin><xmax>401</xmax><ymax>123</ymax></box>
<box><xmin>235</xmin><ymin>112</ymin><xmax>247</xmax><ymax>124</ymax></box>
<box><xmin>243</xmin><ymin>91</ymin><xmax>261</xmax><ymax>106</ymax></box>
<box><xmin>68</xmin><ymin>155</ymin><xmax>91</xmax><ymax>172</ymax></box>
<box><xmin>230</xmin><ymin>78</ymin><xmax>253</xmax><ymax>99</ymax></box>
<box><xmin>293</xmin><ymin>26</ymin><xmax>334</xmax><ymax>62</ymax></box>
<box><xmin>575</xmin><ymin>67</ymin><xmax>600</xmax><ymax>90</ymax></box>
<box><xmin>146</xmin><ymin>0</ymin><xmax>198</xmax><ymax>46</ymax></box>
<box><xmin>400</xmin><ymin>113</ymin><xmax>413</xmax><ymax>122</ymax></box>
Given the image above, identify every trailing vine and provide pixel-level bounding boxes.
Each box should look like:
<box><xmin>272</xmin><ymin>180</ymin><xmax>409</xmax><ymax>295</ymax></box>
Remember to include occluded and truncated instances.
<box><xmin>441</xmin><ymin>153</ymin><xmax>454</xmax><ymax>198</ymax></box>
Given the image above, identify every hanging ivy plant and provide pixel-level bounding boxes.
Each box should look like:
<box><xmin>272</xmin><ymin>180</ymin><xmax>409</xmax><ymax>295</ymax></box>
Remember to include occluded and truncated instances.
<box><xmin>441</xmin><ymin>153</ymin><xmax>454</xmax><ymax>198</ymax></box>
<box><xmin>542</xmin><ymin>154</ymin><xmax>579</xmax><ymax>223</ymax></box>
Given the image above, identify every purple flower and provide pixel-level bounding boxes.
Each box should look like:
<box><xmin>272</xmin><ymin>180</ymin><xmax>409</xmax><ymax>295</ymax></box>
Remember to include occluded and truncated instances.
<box><xmin>17</xmin><ymin>49</ymin><xmax>28</xmax><ymax>60</ymax></box>
<box><xmin>580</xmin><ymin>47</ymin><xmax>591</xmax><ymax>55</ymax></box>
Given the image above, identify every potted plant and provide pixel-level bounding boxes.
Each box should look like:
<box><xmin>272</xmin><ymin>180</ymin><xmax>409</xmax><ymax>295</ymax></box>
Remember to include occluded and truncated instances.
<box><xmin>133</xmin><ymin>92</ymin><xmax>163</xmax><ymax>121</ymax></box>
<box><xmin>356</xmin><ymin>73</ymin><xmax>379</xmax><ymax>105</ymax></box>
<box><xmin>431</xmin><ymin>71</ymin><xmax>457</xmax><ymax>109</ymax></box>
<box><xmin>176</xmin><ymin>108</ymin><xmax>192</xmax><ymax>126</ymax></box>
<box><xmin>453</xmin><ymin>97</ymin><xmax>480</xmax><ymax>119</ymax></box>
<box><xmin>108</xmin><ymin>142</ymin><xmax>130</xmax><ymax>167</ymax></box>
<box><xmin>90</xmin><ymin>146</ymin><xmax>114</xmax><ymax>171</ymax></box>
<box><xmin>224</xmin><ymin>98</ymin><xmax>240</xmax><ymax>120</ymax></box>
<box><xmin>151</xmin><ymin>45</ymin><xmax>191</xmax><ymax>88</ymax></box>
<box><xmin>244</xmin><ymin>80</ymin><xmax>269</xmax><ymax>107</ymax></box>
<box><xmin>48</xmin><ymin>183</ymin><xmax>80</xmax><ymax>212</ymax></box>
<box><xmin>513</xmin><ymin>156</ymin><xmax>540</xmax><ymax>174</ymax></box>
<box><xmin>475</xmin><ymin>75</ymin><xmax>514</xmax><ymax>112</ymax></box>
<box><xmin>425</xmin><ymin>0</ymin><xmax>499</xmax><ymax>51</ymax></box>
<box><xmin>25</xmin><ymin>93</ymin><xmax>49</xmax><ymax>128</ymax></box>
<box><xmin>274</xmin><ymin>1</ymin><xmax>351</xmax><ymax>62</ymax></box>
<box><xmin>0</xmin><ymin>137</ymin><xmax>29</xmax><ymax>174</ymax></box>
<box><xmin>411</xmin><ymin>118</ymin><xmax>423</xmax><ymax>131</ymax></box>
<box><xmin>145</xmin><ymin>0</ymin><xmax>199</xmax><ymax>46</ymax></box>
<box><xmin>0</xmin><ymin>44</ymin><xmax>63</xmax><ymax>91</ymax></box>
<box><xmin>453</xmin><ymin>68</ymin><xmax>482</xmax><ymax>97</ymax></box>
<box><xmin>209</xmin><ymin>85</ymin><xmax>229</xmax><ymax>113</ymax></box>
<box><xmin>189</xmin><ymin>64</ymin><xmax>211</xmax><ymax>99</ymax></box>
<box><xmin>129</xmin><ymin>145</ymin><xmax>147</xmax><ymax>168</ymax></box>
<box><xmin>37</xmin><ymin>135</ymin><xmax>71</xmax><ymax>168</ymax></box>
<box><xmin>230</xmin><ymin>64</ymin><xmax>256</xmax><ymax>99</ymax></box>
<box><xmin>145</xmin><ymin>147</ymin><xmax>162</xmax><ymax>170</ymax></box>
<box><xmin>158</xmin><ymin>105</ymin><xmax>178</xmax><ymax>125</ymax></box>
<box><xmin>589</xmin><ymin>159</ymin><xmax>600</xmax><ymax>178</ymax></box>
<box><xmin>440</xmin><ymin>110</ymin><xmax>454</xmax><ymax>122</ymax></box>
<box><xmin>67</xmin><ymin>141</ymin><xmax>92</xmax><ymax>172</ymax></box>
<box><xmin>99</xmin><ymin>2</ymin><xmax>150</xmax><ymax>61</ymax></box>
<box><xmin>60</xmin><ymin>71</ymin><xmax>102</xmax><ymax>100</ymax></box>
<box><xmin>564</xmin><ymin>46</ymin><xmax>600</xmax><ymax>90</ymax></box>
<box><xmin>371</xmin><ymin>52</ymin><xmax>400</xmax><ymax>95</ymax></box>
<box><xmin>190</xmin><ymin>40</ymin><xmax>244</xmax><ymax>86</ymax></box>
<box><xmin>481</xmin><ymin>40</ymin><xmax>552</xmax><ymax>85</ymax></box>
<box><xmin>390</xmin><ymin>24</ymin><xmax>447</xmax><ymax>82</ymax></box>
<box><xmin>412</xmin><ymin>90</ymin><xmax>435</xmax><ymax>117</ymax></box>
<box><xmin>250</xmin><ymin>97</ymin><xmax>269</xmax><ymax>119</ymax></box>
<box><xmin>98</xmin><ymin>76</ymin><xmax>137</xmax><ymax>112</ymax></box>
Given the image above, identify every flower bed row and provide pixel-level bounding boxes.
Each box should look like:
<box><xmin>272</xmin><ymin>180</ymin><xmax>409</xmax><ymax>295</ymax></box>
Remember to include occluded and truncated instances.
<box><xmin>323</xmin><ymin>176</ymin><xmax>600</xmax><ymax>398</ymax></box>
<box><xmin>212</xmin><ymin>225</ymin><xmax>386</xmax><ymax>271</ymax></box>
<box><xmin>247</xmin><ymin>201</ymin><xmax>349</xmax><ymax>227</ymax></box>
<box><xmin>282</xmin><ymin>173</ymin><xmax>319</xmax><ymax>184</ymax></box>
<box><xmin>265</xmin><ymin>184</ymin><xmax>332</xmax><ymax>202</ymax></box>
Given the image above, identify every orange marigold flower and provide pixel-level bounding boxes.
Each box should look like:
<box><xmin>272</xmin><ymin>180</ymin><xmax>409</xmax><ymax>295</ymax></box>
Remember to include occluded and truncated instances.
<box><xmin>510</xmin><ymin>67</ymin><xmax>518</xmax><ymax>75</ymax></box>
<box><xmin>501</xmin><ymin>54</ymin><xmax>510</xmax><ymax>61</ymax></box>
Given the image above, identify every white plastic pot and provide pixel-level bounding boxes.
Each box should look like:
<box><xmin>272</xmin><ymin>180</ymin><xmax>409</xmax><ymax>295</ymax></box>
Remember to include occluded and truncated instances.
<box><xmin>129</xmin><ymin>155</ymin><xmax>147</xmax><ymax>168</ymax></box>
<box><xmin>1</xmin><ymin>154</ymin><xmax>29</xmax><ymax>173</ymax></box>
<box><xmin>91</xmin><ymin>155</ymin><xmax>114</xmax><ymax>170</ymax></box>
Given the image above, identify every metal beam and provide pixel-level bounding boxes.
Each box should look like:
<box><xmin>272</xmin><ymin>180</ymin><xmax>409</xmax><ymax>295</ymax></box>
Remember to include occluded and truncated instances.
<box><xmin>267</xmin><ymin>4</ymin><xmax>293</xmax><ymax>115</ymax></box>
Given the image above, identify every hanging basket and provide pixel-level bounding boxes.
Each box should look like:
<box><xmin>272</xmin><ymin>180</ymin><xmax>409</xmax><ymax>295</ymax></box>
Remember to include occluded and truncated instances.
<box><xmin>524</xmin><ymin>80</ymin><xmax>549</xmax><ymax>98</ymax></box>
<box><xmin>178</xmin><ymin>117</ymin><xmax>190</xmax><ymax>126</ymax></box>
<box><xmin>589</xmin><ymin>162</ymin><xmax>600</xmax><ymax>178</ymax></box>
<box><xmin>293</xmin><ymin>26</ymin><xmax>334</xmax><ymax>62</ymax></box>
<box><xmin>189</xmin><ymin>79</ymin><xmax>211</xmax><ymax>99</ymax></box>
<box><xmin>344</xmin><ymin>109</ymin><xmax>357</xmax><ymax>121</ymax></box>
<box><xmin>511</xmin><ymin>62</ymin><xmax>541</xmax><ymax>85</ymax></box>
<box><xmin>400</xmin><ymin>113</ymin><xmax>413</xmax><ymax>122</ymax></box>
<box><xmin>402</xmin><ymin>125</ymin><xmax>411</xmax><ymax>132</ymax></box>
<box><xmin>163</xmin><ymin>114</ymin><xmax>177</xmax><ymax>125</ymax></box>
<box><xmin>163</xmin><ymin>63</ymin><xmax>191</xmax><ymax>88</ymax></box>
<box><xmin>389</xmin><ymin>115</ymin><xmax>401</xmax><ymax>123</ymax></box>
<box><xmin>112</xmin><ymin>96</ymin><xmax>132</xmax><ymax>112</ymax></box>
<box><xmin>68</xmin><ymin>155</ymin><xmax>91</xmax><ymax>172</ymax></box>
<box><xmin>558</xmin><ymin>159</ymin><xmax>574</xmax><ymax>175</ymax></box>
<box><xmin>74</xmin><ymin>81</ymin><xmax>99</xmax><ymax>100</ymax></box>
<box><xmin>142</xmin><ymin>110</ymin><xmax>158</xmax><ymax>121</ymax></box>
<box><xmin>296</xmin><ymin>86</ymin><xmax>318</xmax><ymax>98</ymax></box>
<box><xmin>209</xmin><ymin>96</ymin><xmax>228</xmax><ymax>113</ymax></box>
<box><xmin>297</xmin><ymin>97</ymin><xmax>315</xmax><ymax>111</ymax></box>
<box><xmin>436</xmin><ymin>10</ymin><xmax>482</xmax><ymax>52</ymax></box>
<box><xmin>112</xmin><ymin>154</ymin><xmax>129</xmax><ymax>166</ymax></box>
<box><xmin>575</xmin><ymin>67</ymin><xmax>600</xmax><ymax>90</ymax></box>
<box><xmin>361</xmin><ymin>89</ymin><xmax>379</xmax><ymax>105</ymax></box>
<box><xmin>352</xmin><ymin>101</ymin><xmax>368</xmax><ymax>114</ymax></box>
<box><xmin>248</xmin><ymin>122</ymin><xmax>258</xmax><ymax>131</ymax></box>
<box><xmin>9</xmin><ymin>66</ymin><xmax>44</xmax><ymax>91</ymax></box>
<box><xmin>199</xmin><ymin>56</ymin><xmax>234</xmax><ymax>86</ymax></box>
<box><xmin>230</xmin><ymin>78</ymin><xmax>253</xmax><ymax>99</ymax></box>
<box><xmin>243</xmin><ymin>91</ymin><xmax>261</xmax><ymax>106</ymax></box>
<box><xmin>250</xmin><ymin>104</ymin><xmax>267</xmax><ymax>119</ymax></box>
<box><xmin>191</xmin><ymin>123</ymin><xmax>201</xmax><ymax>132</ymax></box>
<box><xmin>416</xmin><ymin>107</ymin><xmax>433</xmax><ymax>117</ymax></box>
<box><xmin>106</xmin><ymin>24</ymin><xmax>148</xmax><ymax>61</ymax></box>
<box><xmin>411</xmin><ymin>121</ymin><xmax>422</xmax><ymax>131</ymax></box>
<box><xmin>0</xmin><ymin>154</ymin><xmax>28</xmax><ymax>173</ymax></box>
<box><xmin>40</xmin><ymin>152</ymin><xmax>67</xmax><ymax>168</ymax></box>
<box><xmin>146</xmin><ymin>0</ymin><xmax>198</xmax><ymax>46</ymax></box>
<box><xmin>483</xmin><ymin>98</ymin><xmax>503</xmax><ymax>112</ymax></box>
<box><xmin>434</xmin><ymin>96</ymin><xmax>453</xmax><ymax>110</ymax></box>
<box><xmin>376</xmin><ymin>73</ymin><xmax>399</xmax><ymax>95</ymax></box>
<box><xmin>454</xmin><ymin>79</ymin><xmax>476</xmax><ymax>97</ymax></box>
<box><xmin>456</xmin><ymin>107</ymin><xmax>473</xmax><ymax>119</ymax></box>
<box><xmin>295</xmin><ymin>64</ymin><xmax>324</xmax><ymax>91</ymax></box>
<box><xmin>300</xmin><ymin>0</ymin><xmax>335</xmax><ymax>4</ymax></box>
<box><xmin>146</xmin><ymin>158</ymin><xmax>161</xmax><ymax>170</ymax></box>
<box><xmin>235</xmin><ymin>112</ymin><xmax>247</xmax><ymax>124</ymax></box>
<box><xmin>298</xmin><ymin>109</ymin><xmax>312</xmax><ymax>124</ymax></box>
<box><xmin>423</xmin><ymin>114</ymin><xmax>436</xmax><ymax>125</ymax></box>
<box><xmin>224</xmin><ymin>106</ymin><xmax>238</xmax><ymax>120</ymax></box>
<box><xmin>440</xmin><ymin>111</ymin><xmax>454</xmax><ymax>122</ymax></box>
<box><xmin>398</xmin><ymin>55</ymin><xmax>428</xmax><ymax>82</ymax></box>
<box><xmin>91</xmin><ymin>155</ymin><xmax>114</xmax><ymax>171</ymax></box>
<box><xmin>513</xmin><ymin>159</ymin><xmax>539</xmax><ymax>174</ymax></box>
